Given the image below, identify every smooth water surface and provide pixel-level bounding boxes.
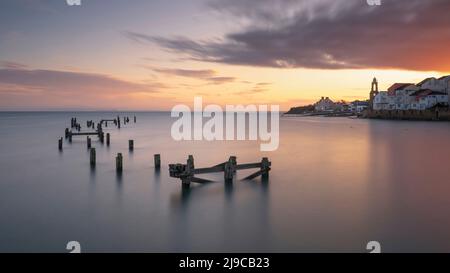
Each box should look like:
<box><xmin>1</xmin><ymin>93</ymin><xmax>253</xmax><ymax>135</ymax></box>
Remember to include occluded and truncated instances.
<box><xmin>0</xmin><ymin>112</ymin><xmax>449</xmax><ymax>252</ymax></box>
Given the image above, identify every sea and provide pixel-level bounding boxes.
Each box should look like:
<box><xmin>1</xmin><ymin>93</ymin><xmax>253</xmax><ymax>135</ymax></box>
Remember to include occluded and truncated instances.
<box><xmin>0</xmin><ymin>112</ymin><xmax>449</xmax><ymax>252</ymax></box>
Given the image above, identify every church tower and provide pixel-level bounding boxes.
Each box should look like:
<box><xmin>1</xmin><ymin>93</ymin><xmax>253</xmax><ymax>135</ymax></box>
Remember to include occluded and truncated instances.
<box><xmin>369</xmin><ymin>77</ymin><xmax>379</xmax><ymax>109</ymax></box>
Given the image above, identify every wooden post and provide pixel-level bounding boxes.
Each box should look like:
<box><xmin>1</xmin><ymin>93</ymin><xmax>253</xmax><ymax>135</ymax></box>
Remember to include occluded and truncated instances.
<box><xmin>100</xmin><ymin>132</ymin><xmax>104</xmax><ymax>144</ymax></box>
<box><xmin>188</xmin><ymin>155</ymin><xmax>194</xmax><ymax>169</ymax></box>
<box><xmin>58</xmin><ymin>137</ymin><xmax>63</xmax><ymax>150</ymax></box>
<box><xmin>224</xmin><ymin>160</ymin><xmax>234</xmax><ymax>182</ymax></box>
<box><xmin>105</xmin><ymin>121</ymin><xmax>108</xmax><ymax>127</ymax></box>
<box><xmin>90</xmin><ymin>148</ymin><xmax>96</xmax><ymax>166</ymax></box>
<box><xmin>134</xmin><ymin>116</ymin><xmax>136</xmax><ymax>123</ymax></box>
<box><xmin>261</xmin><ymin>157</ymin><xmax>270</xmax><ymax>179</ymax></box>
<box><xmin>229</xmin><ymin>156</ymin><xmax>237</xmax><ymax>173</ymax></box>
<box><xmin>116</xmin><ymin>153</ymin><xmax>123</xmax><ymax>173</ymax></box>
<box><xmin>118</xmin><ymin>118</ymin><xmax>121</xmax><ymax>129</ymax></box>
<box><xmin>68</xmin><ymin>131</ymin><xmax>72</xmax><ymax>143</ymax></box>
<box><xmin>106</xmin><ymin>133</ymin><xmax>110</xmax><ymax>146</ymax></box>
<box><xmin>154</xmin><ymin>154</ymin><xmax>161</xmax><ymax>170</ymax></box>
<box><xmin>87</xmin><ymin>136</ymin><xmax>91</xmax><ymax>149</ymax></box>
<box><xmin>129</xmin><ymin>140</ymin><xmax>134</xmax><ymax>151</ymax></box>
<box><xmin>65</xmin><ymin>128</ymin><xmax>69</xmax><ymax>138</ymax></box>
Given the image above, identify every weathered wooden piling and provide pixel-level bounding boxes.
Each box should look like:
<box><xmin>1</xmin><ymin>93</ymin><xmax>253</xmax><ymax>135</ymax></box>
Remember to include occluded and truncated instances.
<box><xmin>87</xmin><ymin>137</ymin><xmax>91</xmax><ymax>149</ymax></box>
<box><xmin>116</xmin><ymin>153</ymin><xmax>123</xmax><ymax>173</ymax></box>
<box><xmin>129</xmin><ymin>140</ymin><xmax>134</xmax><ymax>151</ymax></box>
<box><xmin>106</xmin><ymin>133</ymin><xmax>110</xmax><ymax>146</ymax></box>
<box><xmin>154</xmin><ymin>154</ymin><xmax>161</xmax><ymax>169</ymax></box>
<box><xmin>230</xmin><ymin>156</ymin><xmax>237</xmax><ymax>173</ymax></box>
<box><xmin>68</xmin><ymin>131</ymin><xmax>72</xmax><ymax>143</ymax></box>
<box><xmin>90</xmin><ymin>148</ymin><xmax>96</xmax><ymax>166</ymax></box>
<box><xmin>134</xmin><ymin>116</ymin><xmax>136</xmax><ymax>123</ymax></box>
<box><xmin>100</xmin><ymin>132</ymin><xmax>104</xmax><ymax>144</ymax></box>
<box><xmin>58</xmin><ymin>137</ymin><xmax>63</xmax><ymax>150</ymax></box>
<box><xmin>65</xmin><ymin>128</ymin><xmax>69</xmax><ymax>138</ymax></box>
<box><xmin>97</xmin><ymin>123</ymin><xmax>103</xmax><ymax>134</ymax></box>
<box><xmin>224</xmin><ymin>159</ymin><xmax>234</xmax><ymax>182</ymax></box>
<box><xmin>188</xmin><ymin>155</ymin><xmax>194</xmax><ymax>169</ymax></box>
<box><xmin>261</xmin><ymin>157</ymin><xmax>270</xmax><ymax>179</ymax></box>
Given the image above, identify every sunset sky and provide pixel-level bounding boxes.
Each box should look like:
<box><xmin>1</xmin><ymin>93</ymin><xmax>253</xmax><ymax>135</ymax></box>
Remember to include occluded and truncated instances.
<box><xmin>1</xmin><ymin>0</ymin><xmax>450</xmax><ymax>111</ymax></box>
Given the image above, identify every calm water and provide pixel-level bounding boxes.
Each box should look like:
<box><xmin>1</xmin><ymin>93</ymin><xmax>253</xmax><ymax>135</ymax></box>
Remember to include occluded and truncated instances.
<box><xmin>0</xmin><ymin>112</ymin><xmax>450</xmax><ymax>252</ymax></box>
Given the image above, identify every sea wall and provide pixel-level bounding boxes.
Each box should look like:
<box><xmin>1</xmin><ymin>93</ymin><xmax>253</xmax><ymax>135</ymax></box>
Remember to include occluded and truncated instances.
<box><xmin>363</xmin><ymin>108</ymin><xmax>450</xmax><ymax>121</ymax></box>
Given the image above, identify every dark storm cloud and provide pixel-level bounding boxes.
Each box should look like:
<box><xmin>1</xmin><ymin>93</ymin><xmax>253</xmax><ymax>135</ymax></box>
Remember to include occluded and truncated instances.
<box><xmin>125</xmin><ymin>0</ymin><xmax>450</xmax><ymax>71</ymax></box>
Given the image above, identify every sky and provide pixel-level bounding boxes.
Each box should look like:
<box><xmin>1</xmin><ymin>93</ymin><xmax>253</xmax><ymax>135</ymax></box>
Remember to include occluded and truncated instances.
<box><xmin>1</xmin><ymin>0</ymin><xmax>450</xmax><ymax>111</ymax></box>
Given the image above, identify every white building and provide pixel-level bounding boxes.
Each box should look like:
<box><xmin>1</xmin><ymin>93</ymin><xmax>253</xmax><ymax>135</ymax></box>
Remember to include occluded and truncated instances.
<box><xmin>314</xmin><ymin>97</ymin><xmax>335</xmax><ymax>111</ymax></box>
<box><xmin>350</xmin><ymin>101</ymin><xmax>369</xmax><ymax>112</ymax></box>
<box><xmin>418</xmin><ymin>76</ymin><xmax>450</xmax><ymax>93</ymax></box>
<box><xmin>373</xmin><ymin>76</ymin><xmax>449</xmax><ymax>111</ymax></box>
<box><xmin>409</xmin><ymin>90</ymin><xmax>448</xmax><ymax>110</ymax></box>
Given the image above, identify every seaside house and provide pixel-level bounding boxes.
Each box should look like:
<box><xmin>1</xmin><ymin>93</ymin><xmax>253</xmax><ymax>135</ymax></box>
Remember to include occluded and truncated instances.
<box><xmin>314</xmin><ymin>97</ymin><xmax>336</xmax><ymax>111</ymax></box>
<box><xmin>417</xmin><ymin>76</ymin><xmax>450</xmax><ymax>93</ymax></box>
<box><xmin>409</xmin><ymin>90</ymin><xmax>448</xmax><ymax>110</ymax></box>
<box><xmin>373</xmin><ymin>76</ymin><xmax>449</xmax><ymax>110</ymax></box>
<box><xmin>350</xmin><ymin>101</ymin><xmax>369</xmax><ymax>112</ymax></box>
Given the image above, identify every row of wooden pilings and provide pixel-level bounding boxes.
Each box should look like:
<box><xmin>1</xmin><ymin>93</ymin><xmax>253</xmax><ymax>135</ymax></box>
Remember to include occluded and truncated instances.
<box><xmin>60</xmin><ymin>116</ymin><xmax>162</xmax><ymax>174</ymax></box>
<box><xmin>87</xmin><ymin>143</ymin><xmax>161</xmax><ymax>174</ymax></box>
<box><xmin>60</xmin><ymin>116</ymin><xmax>270</xmax><ymax>186</ymax></box>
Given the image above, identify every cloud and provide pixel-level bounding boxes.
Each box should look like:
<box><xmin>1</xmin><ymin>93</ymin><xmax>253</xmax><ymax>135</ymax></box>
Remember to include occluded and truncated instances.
<box><xmin>206</xmin><ymin>76</ymin><xmax>236</xmax><ymax>84</ymax></box>
<box><xmin>1</xmin><ymin>61</ymin><xmax>28</xmax><ymax>70</ymax></box>
<box><xmin>153</xmin><ymin>68</ymin><xmax>216</xmax><ymax>79</ymax></box>
<box><xmin>0</xmin><ymin>68</ymin><xmax>163</xmax><ymax>109</ymax></box>
<box><xmin>127</xmin><ymin>0</ymin><xmax>450</xmax><ymax>72</ymax></box>
<box><xmin>235</xmin><ymin>82</ymin><xmax>271</xmax><ymax>95</ymax></box>
<box><xmin>149</xmin><ymin>66</ymin><xmax>235</xmax><ymax>84</ymax></box>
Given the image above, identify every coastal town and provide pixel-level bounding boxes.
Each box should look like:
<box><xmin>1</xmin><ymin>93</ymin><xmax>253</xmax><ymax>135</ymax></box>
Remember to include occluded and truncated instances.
<box><xmin>286</xmin><ymin>76</ymin><xmax>450</xmax><ymax>120</ymax></box>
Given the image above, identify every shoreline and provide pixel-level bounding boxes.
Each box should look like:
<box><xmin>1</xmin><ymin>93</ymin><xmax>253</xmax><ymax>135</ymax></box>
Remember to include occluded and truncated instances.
<box><xmin>283</xmin><ymin>108</ymin><xmax>450</xmax><ymax>121</ymax></box>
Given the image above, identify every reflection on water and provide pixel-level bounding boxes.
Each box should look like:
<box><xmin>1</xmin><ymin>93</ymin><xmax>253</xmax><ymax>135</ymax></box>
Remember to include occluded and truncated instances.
<box><xmin>0</xmin><ymin>112</ymin><xmax>449</xmax><ymax>252</ymax></box>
